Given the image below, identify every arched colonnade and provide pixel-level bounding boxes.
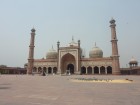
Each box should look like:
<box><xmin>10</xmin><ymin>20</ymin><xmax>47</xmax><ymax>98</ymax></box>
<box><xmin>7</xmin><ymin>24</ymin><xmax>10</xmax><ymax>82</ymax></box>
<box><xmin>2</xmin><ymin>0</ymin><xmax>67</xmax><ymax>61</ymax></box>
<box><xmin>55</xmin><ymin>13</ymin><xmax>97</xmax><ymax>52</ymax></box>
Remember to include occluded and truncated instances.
<box><xmin>33</xmin><ymin>67</ymin><xmax>57</xmax><ymax>74</ymax></box>
<box><xmin>33</xmin><ymin>66</ymin><xmax>112</xmax><ymax>75</ymax></box>
<box><xmin>81</xmin><ymin>66</ymin><xmax>112</xmax><ymax>74</ymax></box>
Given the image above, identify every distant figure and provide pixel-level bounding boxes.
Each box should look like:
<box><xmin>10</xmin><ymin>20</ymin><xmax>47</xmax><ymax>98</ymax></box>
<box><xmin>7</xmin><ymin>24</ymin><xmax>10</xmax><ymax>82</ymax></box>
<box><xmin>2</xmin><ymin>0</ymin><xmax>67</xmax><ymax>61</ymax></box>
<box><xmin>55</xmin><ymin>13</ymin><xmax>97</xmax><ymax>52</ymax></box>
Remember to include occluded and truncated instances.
<box><xmin>42</xmin><ymin>71</ymin><xmax>46</xmax><ymax>76</ymax></box>
<box><xmin>68</xmin><ymin>72</ymin><xmax>71</xmax><ymax>75</ymax></box>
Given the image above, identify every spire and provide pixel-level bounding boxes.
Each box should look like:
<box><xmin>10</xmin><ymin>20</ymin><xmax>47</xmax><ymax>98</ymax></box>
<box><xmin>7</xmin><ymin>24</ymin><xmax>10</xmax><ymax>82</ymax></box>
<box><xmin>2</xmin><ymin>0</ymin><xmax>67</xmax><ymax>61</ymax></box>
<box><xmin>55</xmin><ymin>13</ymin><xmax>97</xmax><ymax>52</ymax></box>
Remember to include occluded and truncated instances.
<box><xmin>52</xmin><ymin>45</ymin><xmax>54</xmax><ymax>50</ymax></box>
<box><xmin>57</xmin><ymin>41</ymin><xmax>60</xmax><ymax>45</ymax></box>
<box><xmin>82</xmin><ymin>48</ymin><xmax>86</xmax><ymax>58</ymax></box>
<box><xmin>31</xmin><ymin>27</ymin><xmax>36</xmax><ymax>32</ymax></box>
<box><xmin>68</xmin><ymin>36</ymin><xmax>78</xmax><ymax>46</ymax></box>
<box><xmin>110</xmin><ymin>18</ymin><xmax>116</xmax><ymax>24</ymax></box>
<box><xmin>72</xmin><ymin>36</ymin><xmax>74</xmax><ymax>42</ymax></box>
<box><xmin>50</xmin><ymin>45</ymin><xmax>55</xmax><ymax>51</ymax></box>
<box><xmin>57</xmin><ymin>41</ymin><xmax>60</xmax><ymax>49</ymax></box>
<box><xmin>95</xmin><ymin>42</ymin><xmax>96</xmax><ymax>47</ymax></box>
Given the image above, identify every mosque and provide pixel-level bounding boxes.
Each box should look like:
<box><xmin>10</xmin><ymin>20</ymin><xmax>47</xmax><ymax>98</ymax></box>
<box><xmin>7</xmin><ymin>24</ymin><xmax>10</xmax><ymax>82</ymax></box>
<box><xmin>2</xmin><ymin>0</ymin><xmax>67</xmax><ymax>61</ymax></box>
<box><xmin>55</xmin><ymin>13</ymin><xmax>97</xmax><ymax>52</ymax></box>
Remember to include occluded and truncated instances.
<box><xmin>0</xmin><ymin>19</ymin><xmax>139</xmax><ymax>75</ymax></box>
<box><xmin>27</xmin><ymin>19</ymin><xmax>121</xmax><ymax>75</ymax></box>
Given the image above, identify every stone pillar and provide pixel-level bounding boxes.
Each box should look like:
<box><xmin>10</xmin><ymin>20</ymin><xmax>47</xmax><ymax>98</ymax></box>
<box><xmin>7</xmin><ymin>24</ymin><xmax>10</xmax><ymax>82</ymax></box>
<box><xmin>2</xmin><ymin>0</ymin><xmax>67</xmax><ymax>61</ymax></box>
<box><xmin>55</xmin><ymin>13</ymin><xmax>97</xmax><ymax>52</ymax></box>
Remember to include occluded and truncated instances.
<box><xmin>105</xmin><ymin>67</ymin><xmax>107</xmax><ymax>74</ymax></box>
<box><xmin>36</xmin><ymin>68</ymin><xmax>38</xmax><ymax>73</ymax></box>
<box><xmin>27</xmin><ymin>28</ymin><xmax>36</xmax><ymax>74</ymax></box>
<box><xmin>86</xmin><ymin>67</ymin><xmax>88</xmax><ymax>74</ymax></box>
<box><xmin>92</xmin><ymin>67</ymin><xmax>94</xmax><ymax>74</ymax></box>
<box><xmin>99</xmin><ymin>67</ymin><xmax>101</xmax><ymax>74</ymax></box>
<box><xmin>57</xmin><ymin>41</ymin><xmax>60</xmax><ymax>74</ymax></box>
<box><xmin>77</xmin><ymin>40</ymin><xmax>81</xmax><ymax>74</ymax></box>
<box><xmin>110</xmin><ymin>19</ymin><xmax>120</xmax><ymax>75</ymax></box>
<box><xmin>52</xmin><ymin>68</ymin><xmax>53</xmax><ymax>74</ymax></box>
<box><xmin>46</xmin><ymin>68</ymin><xmax>48</xmax><ymax>74</ymax></box>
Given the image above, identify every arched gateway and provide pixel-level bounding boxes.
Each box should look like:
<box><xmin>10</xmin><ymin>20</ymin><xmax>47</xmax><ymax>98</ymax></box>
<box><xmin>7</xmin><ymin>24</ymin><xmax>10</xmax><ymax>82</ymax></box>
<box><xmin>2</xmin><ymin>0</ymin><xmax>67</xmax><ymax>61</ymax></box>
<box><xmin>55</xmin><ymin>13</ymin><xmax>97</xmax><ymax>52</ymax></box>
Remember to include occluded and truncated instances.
<box><xmin>67</xmin><ymin>64</ymin><xmax>74</xmax><ymax>74</ymax></box>
<box><xmin>61</xmin><ymin>53</ymin><xmax>76</xmax><ymax>74</ymax></box>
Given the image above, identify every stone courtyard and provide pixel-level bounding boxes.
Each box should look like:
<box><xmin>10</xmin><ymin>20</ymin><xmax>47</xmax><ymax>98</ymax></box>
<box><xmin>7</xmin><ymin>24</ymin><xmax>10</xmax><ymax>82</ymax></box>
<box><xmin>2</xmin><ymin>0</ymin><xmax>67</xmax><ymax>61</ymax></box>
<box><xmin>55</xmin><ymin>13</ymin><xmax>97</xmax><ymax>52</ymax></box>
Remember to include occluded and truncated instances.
<box><xmin>0</xmin><ymin>75</ymin><xmax>140</xmax><ymax>105</ymax></box>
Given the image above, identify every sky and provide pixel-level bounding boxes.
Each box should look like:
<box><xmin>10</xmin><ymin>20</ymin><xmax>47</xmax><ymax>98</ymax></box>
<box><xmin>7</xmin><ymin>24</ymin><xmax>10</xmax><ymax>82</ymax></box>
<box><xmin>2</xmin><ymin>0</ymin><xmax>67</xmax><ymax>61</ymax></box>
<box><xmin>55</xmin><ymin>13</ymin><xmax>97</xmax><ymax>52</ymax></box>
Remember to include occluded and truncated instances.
<box><xmin>0</xmin><ymin>0</ymin><xmax>140</xmax><ymax>68</ymax></box>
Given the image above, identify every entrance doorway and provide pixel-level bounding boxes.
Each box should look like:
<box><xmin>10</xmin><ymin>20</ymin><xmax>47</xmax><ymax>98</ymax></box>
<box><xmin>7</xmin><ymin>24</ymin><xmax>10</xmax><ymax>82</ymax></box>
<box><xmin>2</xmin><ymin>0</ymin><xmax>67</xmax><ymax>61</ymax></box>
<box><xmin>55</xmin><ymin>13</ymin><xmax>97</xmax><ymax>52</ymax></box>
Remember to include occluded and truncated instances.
<box><xmin>61</xmin><ymin>53</ymin><xmax>75</xmax><ymax>74</ymax></box>
<box><xmin>67</xmin><ymin>64</ymin><xmax>74</xmax><ymax>74</ymax></box>
<box><xmin>81</xmin><ymin>66</ymin><xmax>86</xmax><ymax>74</ymax></box>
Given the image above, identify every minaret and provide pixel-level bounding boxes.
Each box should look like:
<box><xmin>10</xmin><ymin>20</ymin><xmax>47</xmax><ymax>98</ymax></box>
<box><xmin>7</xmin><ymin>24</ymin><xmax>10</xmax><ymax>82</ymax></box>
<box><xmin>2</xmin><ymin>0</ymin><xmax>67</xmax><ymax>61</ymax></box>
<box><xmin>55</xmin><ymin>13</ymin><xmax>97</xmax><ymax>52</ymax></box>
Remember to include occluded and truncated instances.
<box><xmin>27</xmin><ymin>28</ymin><xmax>36</xmax><ymax>74</ymax></box>
<box><xmin>78</xmin><ymin>40</ymin><xmax>81</xmax><ymax>74</ymax></box>
<box><xmin>110</xmin><ymin>18</ymin><xmax>120</xmax><ymax>75</ymax></box>
<box><xmin>57</xmin><ymin>41</ymin><xmax>60</xmax><ymax>74</ymax></box>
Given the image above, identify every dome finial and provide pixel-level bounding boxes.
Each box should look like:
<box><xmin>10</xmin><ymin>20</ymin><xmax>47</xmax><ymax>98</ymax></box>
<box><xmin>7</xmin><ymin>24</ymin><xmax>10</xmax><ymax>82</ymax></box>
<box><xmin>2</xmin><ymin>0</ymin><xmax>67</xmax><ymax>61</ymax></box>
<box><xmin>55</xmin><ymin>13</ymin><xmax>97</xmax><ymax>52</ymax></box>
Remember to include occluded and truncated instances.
<box><xmin>111</xmin><ymin>17</ymin><xmax>114</xmax><ymax>20</ymax></box>
<box><xmin>72</xmin><ymin>36</ymin><xmax>74</xmax><ymax>42</ymax></box>
<box><xmin>52</xmin><ymin>45</ymin><xmax>54</xmax><ymax>49</ymax></box>
<box><xmin>46</xmin><ymin>46</ymin><xmax>58</xmax><ymax>59</ymax></box>
<box><xmin>129</xmin><ymin>56</ymin><xmax>138</xmax><ymax>66</ymax></box>
<box><xmin>68</xmin><ymin>36</ymin><xmax>78</xmax><ymax>46</ymax></box>
<box><xmin>110</xmin><ymin>18</ymin><xmax>116</xmax><ymax>24</ymax></box>
<box><xmin>31</xmin><ymin>27</ymin><xmax>36</xmax><ymax>32</ymax></box>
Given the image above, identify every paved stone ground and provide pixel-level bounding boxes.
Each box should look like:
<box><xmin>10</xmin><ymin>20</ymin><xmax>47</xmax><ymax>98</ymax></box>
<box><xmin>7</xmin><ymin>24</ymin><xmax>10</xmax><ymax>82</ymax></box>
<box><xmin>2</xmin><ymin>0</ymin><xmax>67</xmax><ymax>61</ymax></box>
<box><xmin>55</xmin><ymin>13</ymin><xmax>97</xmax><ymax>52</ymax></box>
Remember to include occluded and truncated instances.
<box><xmin>0</xmin><ymin>75</ymin><xmax>140</xmax><ymax>105</ymax></box>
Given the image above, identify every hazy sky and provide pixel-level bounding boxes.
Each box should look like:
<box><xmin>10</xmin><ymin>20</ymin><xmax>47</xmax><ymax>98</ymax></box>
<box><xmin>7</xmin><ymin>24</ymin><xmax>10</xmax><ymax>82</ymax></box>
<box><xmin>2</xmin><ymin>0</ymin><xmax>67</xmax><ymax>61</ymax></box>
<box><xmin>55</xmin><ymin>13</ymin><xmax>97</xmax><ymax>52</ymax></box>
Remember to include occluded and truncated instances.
<box><xmin>0</xmin><ymin>0</ymin><xmax>140</xmax><ymax>68</ymax></box>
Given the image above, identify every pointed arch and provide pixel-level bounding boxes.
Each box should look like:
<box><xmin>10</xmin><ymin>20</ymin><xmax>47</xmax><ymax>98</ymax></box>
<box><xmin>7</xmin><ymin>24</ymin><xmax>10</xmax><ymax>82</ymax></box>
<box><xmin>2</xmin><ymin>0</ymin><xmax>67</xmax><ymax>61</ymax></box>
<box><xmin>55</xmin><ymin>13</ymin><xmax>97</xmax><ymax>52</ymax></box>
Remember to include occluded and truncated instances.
<box><xmin>94</xmin><ymin>66</ymin><xmax>99</xmax><ymax>74</ymax></box>
<box><xmin>87</xmin><ymin>66</ymin><xmax>92</xmax><ymax>74</ymax></box>
<box><xmin>61</xmin><ymin>53</ymin><xmax>76</xmax><ymax>74</ymax></box>
<box><xmin>67</xmin><ymin>64</ymin><xmax>74</xmax><ymax>74</ymax></box>
<box><xmin>53</xmin><ymin>67</ymin><xmax>57</xmax><ymax>74</ymax></box>
<box><xmin>43</xmin><ymin>67</ymin><xmax>47</xmax><ymax>73</ymax></box>
<box><xmin>33</xmin><ymin>67</ymin><xmax>37</xmax><ymax>72</ymax></box>
<box><xmin>107</xmin><ymin>66</ymin><xmax>112</xmax><ymax>74</ymax></box>
<box><xmin>48</xmin><ymin>67</ymin><xmax>52</xmax><ymax>74</ymax></box>
<box><xmin>38</xmin><ymin>67</ymin><xmax>42</xmax><ymax>73</ymax></box>
<box><xmin>100</xmin><ymin>66</ymin><xmax>105</xmax><ymax>74</ymax></box>
<box><xmin>81</xmin><ymin>66</ymin><xmax>86</xmax><ymax>74</ymax></box>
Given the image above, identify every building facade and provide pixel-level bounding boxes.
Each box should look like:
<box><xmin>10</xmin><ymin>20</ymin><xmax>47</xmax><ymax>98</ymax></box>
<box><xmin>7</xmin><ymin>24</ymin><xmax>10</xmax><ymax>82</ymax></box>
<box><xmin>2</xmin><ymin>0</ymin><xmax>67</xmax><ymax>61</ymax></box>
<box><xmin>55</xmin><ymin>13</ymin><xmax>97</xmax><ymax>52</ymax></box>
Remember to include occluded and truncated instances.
<box><xmin>27</xmin><ymin>19</ymin><xmax>120</xmax><ymax>75</ymax></box>
<box><xmin>0</xmin><ymin>65</ymin><xmax>26</xmax><ymax>74</ymax></box>
<box><xmin>121</xmin><ymin>57</ymin><xmax>140</xmax><ymax>75</ymax></box>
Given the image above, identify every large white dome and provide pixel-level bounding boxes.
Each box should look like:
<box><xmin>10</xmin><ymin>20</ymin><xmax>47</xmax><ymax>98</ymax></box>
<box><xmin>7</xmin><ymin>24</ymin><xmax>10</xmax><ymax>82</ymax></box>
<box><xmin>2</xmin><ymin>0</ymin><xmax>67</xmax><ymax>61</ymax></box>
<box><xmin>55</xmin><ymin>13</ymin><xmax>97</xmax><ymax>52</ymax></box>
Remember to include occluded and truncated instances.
<box><xmin>129</xmin><ymin>57</ymin><xmax>138</xmax><ymax>64</ymax></box>
<box><xmin>89</xmin><ymin>45</ymin><xmax>103</xmax><ymax>58</ymax></box>
<box><xmin>46</xmin><ymin>47</ymin><xmax>58</xmax><ymax>59</ymax></box>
